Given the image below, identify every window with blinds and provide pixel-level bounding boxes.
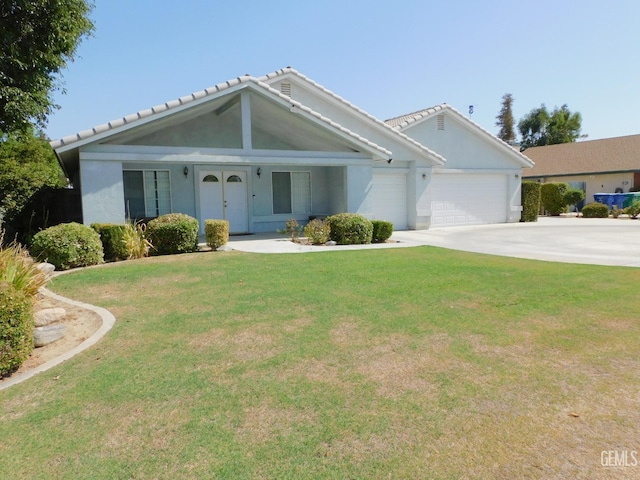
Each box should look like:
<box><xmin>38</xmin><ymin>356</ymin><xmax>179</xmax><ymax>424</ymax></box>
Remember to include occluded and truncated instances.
<box><xmin>272</xmin><ymin>171</ymin><xmax>311</xmax><ymax>214</ymax></box>
<box><xmin>123</xmin><ymin>170</ymin><xmax>172</xmax><ymax>219</ymax></box>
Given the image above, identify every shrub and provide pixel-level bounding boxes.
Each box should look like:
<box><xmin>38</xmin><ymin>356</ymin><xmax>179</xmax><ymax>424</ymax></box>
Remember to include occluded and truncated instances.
<box><xmin>371</xmin><ymin>220</ymin><xmax>393</xmax><ymax>243</ymax></box>
<box><xmin>327</xmin><ymin>213</ymin><xmax>373</xmax><ymax>245</ymax></box>
<box><xmin>91</xmin><ymin>223</ymin><xmax>128</xmax><ymax>262</ymax></box>
<box><xmin>564</xmin><ymin>188</ymin><xmax>585</xmax><ymax>212</ymax></box>
<box><xmin>122</xmin><ymin>221</ymin><xmax>152</xmax><ymax>259</ymax></box>
<box><xmin>30</xmin><ymin>222</ymin><xmax>103</xmax><ymax>270</ymax></box>
<box><xmin>581</xmin><ymin>202</ymin><xmax>610</xmax><ymax>218</ymax></box>
<box><xmin>304</xmin><ymin>219</ymin><xmax>331</xmax><ymax>245</ymax></box>
<box><xmin>0</xmin><ymin>284</ymin><xmax>34</xmax><ymax>377</ymax></box>
<box><xmin>540</xmin><ymin>182</ymin><xmax>569</xmax><ymax>215</ymax></box>
<box><xmin>520</xmin><ymin>181</ymin><xmax>541</xmax><ymax>222</ymax></box>
<box><xmin>279</xmin><ymin>219</ymin><xmax>302</xmax><ymax>241</ymax></box>
<box><xmin>624</xmin><ymin>200</ymin><xmax>640</xmax><ymax>219</ymax></box>
<box><xmin>146</xmin><ymin>213</ymin><xmax>199</xmax><ymax>255</ymax></box>
<box><xmin>205</xmin><ymin>219</ymin><xmax>229</xmax><ymax>251</ymax></box>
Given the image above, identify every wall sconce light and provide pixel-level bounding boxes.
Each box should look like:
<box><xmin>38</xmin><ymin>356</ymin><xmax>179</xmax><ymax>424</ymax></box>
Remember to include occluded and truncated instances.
<box><xmin>183</xmin><ymin>166</ymin><xmax>189</xmax><ymax>178</ymax></box>
<box><xmin>257</xmin><ymin>167</ymin><xmax>262</xmax><ymax>178</ymax></box>
<box><xmin>422</xmin><ymin>173</ymin><xmax>427</xmax><ymax>179</ymax></box>
<box><xmin>515</xmin><ymin>174</ymin><xmax>519</xmax><ymax>178</ymax></box>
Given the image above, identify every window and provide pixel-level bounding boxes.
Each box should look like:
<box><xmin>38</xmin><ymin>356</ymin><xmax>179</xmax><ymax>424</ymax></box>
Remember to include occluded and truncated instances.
<box><xmin>123</xmin><ymin>170</ymin><xmax>171</xmax><ymax>218</ymax></box>
<box><xmin>272</xmin><ymin>171</ymin><xmax>311</xmax><ymax>214</ymax></box>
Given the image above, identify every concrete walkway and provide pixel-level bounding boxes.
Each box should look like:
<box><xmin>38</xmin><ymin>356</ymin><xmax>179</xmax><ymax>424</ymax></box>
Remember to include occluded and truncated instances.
<box><xmin>225</xmin><ymin>216</ymin><xmax>640</xmax><ymax>267</ymax></box>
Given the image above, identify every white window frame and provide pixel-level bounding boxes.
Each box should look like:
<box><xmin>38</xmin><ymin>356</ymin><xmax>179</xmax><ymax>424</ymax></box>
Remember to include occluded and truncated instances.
<box><xmin>271</xmin><ymin>171</ymin><xmax>312</xmax><ymax>215</ymax></box>
<box><xmin>123</xmin><ymin>169</ymin><xmax>173</xmax><ymax>218</ymax></box>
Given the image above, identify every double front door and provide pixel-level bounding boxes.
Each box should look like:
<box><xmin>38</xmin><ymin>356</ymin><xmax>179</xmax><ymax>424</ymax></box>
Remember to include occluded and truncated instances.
<box><xmin>199</xmin><ymin>170</ymin><xmax>248</xmax><ymax>234</ymax></box>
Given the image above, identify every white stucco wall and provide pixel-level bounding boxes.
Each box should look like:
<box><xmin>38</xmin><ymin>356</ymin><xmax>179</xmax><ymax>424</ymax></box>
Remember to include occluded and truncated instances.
<box><xmin>79</xmin><ymin>159</ymin><xmax>125</xmax><ymax>225</ymax></box>
<box><xmin>345</xmin><ymin>165</ymin><xmax>373</xmax><ymax>217</ymax></box>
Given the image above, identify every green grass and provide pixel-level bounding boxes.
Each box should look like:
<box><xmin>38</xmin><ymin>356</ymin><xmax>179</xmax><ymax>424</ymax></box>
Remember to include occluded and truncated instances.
<box><xmin>2</xmin><ymin>247</ymin><xmax>640</xmax><ymax>479</ymax></box>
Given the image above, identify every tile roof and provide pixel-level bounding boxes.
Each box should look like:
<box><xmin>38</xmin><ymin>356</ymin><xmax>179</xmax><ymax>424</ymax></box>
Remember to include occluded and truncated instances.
<box><xmin>522</xmin><ymin>134</ymin><xmax>640</xmax><ymax>177</ymax></box>
<box><xmin>259</xmin><ymin>68</ymin><xmax>445</xmax><ymax>164</ymax></box>
<box><xmin>50</xmin><ymin>70</ymin><xmax>393</xmax><ymax>159</ymax></box>
<box><xmin>385</xmin><ymin>103</ymin><xmax>534</xmax><ymax>167</ymax></box>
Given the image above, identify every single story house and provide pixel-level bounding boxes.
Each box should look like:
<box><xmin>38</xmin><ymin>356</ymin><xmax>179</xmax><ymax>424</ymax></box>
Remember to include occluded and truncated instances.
<box><xmin>521</xmin><ymin>134</ymin><xmax>640</xmax><ymax>203</ymax></box>
<box><xmin>51</xmin><ymin>67</ymin><xmax>534</xmax><ymax>234</ymax></box>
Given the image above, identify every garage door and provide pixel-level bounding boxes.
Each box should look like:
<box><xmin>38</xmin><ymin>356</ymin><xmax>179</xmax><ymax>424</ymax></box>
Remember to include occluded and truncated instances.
<box><xmin>372</xmin><ymin>173</ymin><xmax>407</xmax><ymax>230</ymax></box>
<box><xmin>431</xmin><ymin>173</ymin><xmax>507</xmax><ymax>227</ymax></box>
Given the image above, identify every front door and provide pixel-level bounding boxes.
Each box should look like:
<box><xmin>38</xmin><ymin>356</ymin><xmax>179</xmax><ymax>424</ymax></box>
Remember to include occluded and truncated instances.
<box><xmin>199</xmin><ymin>170</ymin><xmax>248</xmax><ymax>234</ymax></box>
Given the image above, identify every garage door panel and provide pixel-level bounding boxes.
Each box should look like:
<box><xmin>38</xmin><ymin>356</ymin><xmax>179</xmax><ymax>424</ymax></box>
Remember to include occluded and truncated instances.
<box><xmin>431</xmin><ymin>174</ymin><xmax>507</xmax><ymax>227</ymax></box>
<box><xmin>372</xmin><ymin>174</ymin><xmax>407</xmax><ymax>230</ymax></box>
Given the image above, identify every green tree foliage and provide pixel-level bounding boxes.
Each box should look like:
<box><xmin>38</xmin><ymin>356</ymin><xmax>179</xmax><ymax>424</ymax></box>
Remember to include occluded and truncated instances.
<box><xmin>518</xmin><ymin>104</ymin><xmax>583</xmax><ymax>150</ymax></box>
<box><xmin>540</xmin><ymin>182</ymin><xmax>570</xmax><ymax>216</ymax></box>
<box><xmin>0</xmin><ymin>0</ymin><xmax>94</xmax><ymax>135</ymax></box>
<box><xmin>0</xmin><ymin>132</ymin><xmax>66</xmax><ymax>241</ymax></box>
<box><xmin>495</xmin><ymin>93</ymin><xmax>515</xmax><ymax>144</ymax></box>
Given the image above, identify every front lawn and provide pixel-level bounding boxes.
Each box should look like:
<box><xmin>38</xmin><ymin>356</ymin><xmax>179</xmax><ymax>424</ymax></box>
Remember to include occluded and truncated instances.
<box><xmin>1</xmin><ymin>247</ymin><xmax>639</xmax><ymax>479</ymax></box>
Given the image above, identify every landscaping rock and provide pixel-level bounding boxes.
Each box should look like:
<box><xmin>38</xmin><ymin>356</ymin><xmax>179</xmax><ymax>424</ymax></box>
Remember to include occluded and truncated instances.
<box><xmin>34</xmin><ymin>325</ymin><xmax>67</xmax><ymax>347</ymax></box>
<box><xmin>34</xmin><ymin>308</ymin><xmax>67</xmax><ymax>327</ymax></box>
<box><xmin>325</xmin><ymin>241</ymin><xmax>337</xmax><ymax>246</ymax></box>
<box><xmin>36</xmin><ymin>262</ymin><xmax>56</xmax><ymax>279</ymax></box>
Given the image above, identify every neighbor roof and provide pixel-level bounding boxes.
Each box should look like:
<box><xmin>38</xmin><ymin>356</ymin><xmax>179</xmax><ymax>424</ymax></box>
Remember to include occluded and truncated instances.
<box><xmin>522</xmin><ymin>134</ymin><xmax>640</xmax><ymax>177</ymax></box>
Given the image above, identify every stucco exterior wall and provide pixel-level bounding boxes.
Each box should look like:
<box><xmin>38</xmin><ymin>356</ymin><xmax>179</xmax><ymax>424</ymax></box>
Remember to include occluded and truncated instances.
<box><xmin>79</xmin><ymin>159</ymin><xmax>125</xmax><ymax>225</ymax></box>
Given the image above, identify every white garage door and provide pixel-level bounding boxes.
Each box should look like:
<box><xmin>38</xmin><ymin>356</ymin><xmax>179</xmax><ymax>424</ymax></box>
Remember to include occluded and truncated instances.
<box><xmin>431</xmin><ymin>173</ymin><xmax>508</xmax><ymax>227</ymax></box>
<box><xmin>372</xmin><ymin>173</ymin><xmax>407</xmax><ymax>230</ymax></box>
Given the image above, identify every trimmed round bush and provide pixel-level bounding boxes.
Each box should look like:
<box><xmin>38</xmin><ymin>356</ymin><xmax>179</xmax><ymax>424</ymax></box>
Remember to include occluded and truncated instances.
<box><xmin>371</xmin><ymin>220</ymin><xmax>393</xmax><ymax>243</ymax></box>
<box><xmin>147</xmin><ymin>213</ymin><xmax>199</xmax><ymax>255</ymax></box>
<box><xmin>205</xmin><ymin>219</ymin><xmax>229</xmax><ymax>251</ymax></box>
<box><xmin>521</xmin><ymin>181</ymin><xmax>541</xmax><ymax>222</ymax></box>
<box><xmin>91</xmin><ymin>223</ymin><xmax>128</xmax><ymax>262</ymax></box>
<box><xmin>0</xmin><ymin>283</ymin><xmax>34</xmax><ymax>376</ymax></box>
<box><xmin>31</xmin><ymin>222</ymin><xmax>104</xmax><ymax>270</ymax></box>
<box><xmin>540</xmin><ymin>182</ymin><xmax>569</xmax><ymax>216</ymax></box>
<box><xmin>327</xmin><ymin>213</ymin><xmax>373</xmax><ymax>245</ymax></box>
<box><xmin>581</xmin><ymin>202</ymin><xmax>610</xmax><ymax>218</ymax></box>
<box><xmin>304</xmin><ymin>218</ymin><xmax>330</xmax><ymax>245</ymax></box>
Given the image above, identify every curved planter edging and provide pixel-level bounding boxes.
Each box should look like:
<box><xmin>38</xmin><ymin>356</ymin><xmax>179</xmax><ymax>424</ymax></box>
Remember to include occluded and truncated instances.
<box><xmin>0</xmin><ymin>287</ymin><xmax>116</xmax><ymax>391</ymax></box>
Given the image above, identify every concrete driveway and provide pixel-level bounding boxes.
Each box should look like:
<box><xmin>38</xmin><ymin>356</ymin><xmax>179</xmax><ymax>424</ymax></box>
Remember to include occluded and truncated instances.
<box><xmin>392</xmin><ymin>216</ymin><xmax>640</xmax><ymax>267</ymax></box>
<box><xmin>227</xmin><ymin>216</ymin><xmax>639</xmax><ymax>267</ymax></box>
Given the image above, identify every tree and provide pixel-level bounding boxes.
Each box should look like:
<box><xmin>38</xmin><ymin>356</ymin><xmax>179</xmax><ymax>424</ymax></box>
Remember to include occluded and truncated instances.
<box><xmin>518</xmin><ymin>104</ymin><xmax>583</xmax><ymax>150</ymax></box>
<box><xmin>0</xmin><ymin>131</ymin><xmax>67</xmax><ymax>241</ymax></box>
<box><xmin>495</xmin><ymin>93</ymin><xmax>515</xmax><ymax>144</ymax></box>
<box><xmin>0</xmin><ymin>0</ymin><xmax>94</xmax><ymax>135</ymax></box>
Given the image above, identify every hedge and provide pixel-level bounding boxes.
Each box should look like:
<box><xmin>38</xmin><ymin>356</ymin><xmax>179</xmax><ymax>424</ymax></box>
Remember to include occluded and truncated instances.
<box><xmin>204</xmin><ymin>219</ymin><xmax>229</xmax><ymax>251</ymax></box>
<box><xmin>521</xmin><ymin>181</ymin><xmax>541</xmax><ymax>222</ymax></box>
<box><xmin>30</xmin><ymin>222</ymin><xmax>104</xmax><ymax>270</ymax></box>
<box><xmin>0</xmin><ymin>284</ymin><xmax>34</xmax><ymax>376</ymax></box>
<box><xmin>327</xmin><ymin>213</ymin><xmax>373</xmax><ymax>245</ymax></box>
<box><xmin>582</xmin><ymin>202</ymin><xmax>610</xmax><ymax>218</ymax></box>
<box><xmin>540</xmin><ymin>182</ymin><xmax>569</xmax><ymax>216</ymax></box>
<box><xmin>371</xmin><ymin>220</ymin><xmax>393</xmax><ymax>243</ymax></box>
<box><xmin>147</xmin><ymin>213</ymin><xmax>199</xmax><ymax>255</ymax></box>
<box><xmin>91</xmin><ymin>223</ymin><xmax>128</xmax><ymax>262</ymax></box>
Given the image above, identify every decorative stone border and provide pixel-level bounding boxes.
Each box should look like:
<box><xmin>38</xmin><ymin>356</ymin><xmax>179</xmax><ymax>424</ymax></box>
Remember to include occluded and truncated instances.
<box><xmin>0</xmin><ymin>288</ymin><xmax>116</xmax><ymax>391</ymax></box>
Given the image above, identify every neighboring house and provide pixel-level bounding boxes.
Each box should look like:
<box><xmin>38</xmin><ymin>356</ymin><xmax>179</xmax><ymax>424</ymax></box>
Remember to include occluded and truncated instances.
<box><xmin>522</xmin><ymin>134</ymin><xmax>640</xmax><ymax>203</ymax></box>
<box><xmin>51</xmin><ymin>67</ymin><xmax>533</xmax><ymax>234</ymax></box>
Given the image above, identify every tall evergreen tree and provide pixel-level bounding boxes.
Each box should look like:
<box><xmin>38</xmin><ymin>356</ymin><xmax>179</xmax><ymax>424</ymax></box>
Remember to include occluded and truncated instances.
<box><xmin>495</xmin><ymin>93</ymin><xmax>516</xmax><ymax>144</ymax></box>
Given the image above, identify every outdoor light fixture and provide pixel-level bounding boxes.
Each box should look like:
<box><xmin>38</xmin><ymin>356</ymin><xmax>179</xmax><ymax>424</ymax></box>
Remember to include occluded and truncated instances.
<box><xmin>422</xmin><ymin>173</ymin><xmax>427</xmax><ymax>179</ymax></box>
<box><xmin>183</xmin><ymin>166</ymin><xmax>189</xmax><ymax>177</ymax></box>
<box><xmin>257</xmin><ymin>167</ymin><xmax>262</xmax><ymax>178</ymax></box>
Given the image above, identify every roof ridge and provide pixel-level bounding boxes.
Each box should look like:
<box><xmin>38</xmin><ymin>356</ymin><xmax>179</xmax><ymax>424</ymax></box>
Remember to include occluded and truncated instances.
<box><xmin>258</xmin><ymin>68</ymin><xmax>445</xmax><ymax>164</ymax></box>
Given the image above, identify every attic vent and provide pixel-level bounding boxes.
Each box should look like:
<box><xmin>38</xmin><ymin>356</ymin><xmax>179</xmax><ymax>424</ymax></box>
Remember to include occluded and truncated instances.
<box><xmin>437</xmin><ymin>114</ymin><xmax>445</xmax><ymax>131</ymax></box>
<box><xmin>280</xmin><ymin>82</ymin><xmax>292</xmax><ymax>97</ymax></box>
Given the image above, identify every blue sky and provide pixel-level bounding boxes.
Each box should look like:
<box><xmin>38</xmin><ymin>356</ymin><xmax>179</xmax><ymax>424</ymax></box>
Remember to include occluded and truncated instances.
<box><xmin>46</xmin><ymin>0</ymin><xmax>640</xmax><ymax>143</ymax></box>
